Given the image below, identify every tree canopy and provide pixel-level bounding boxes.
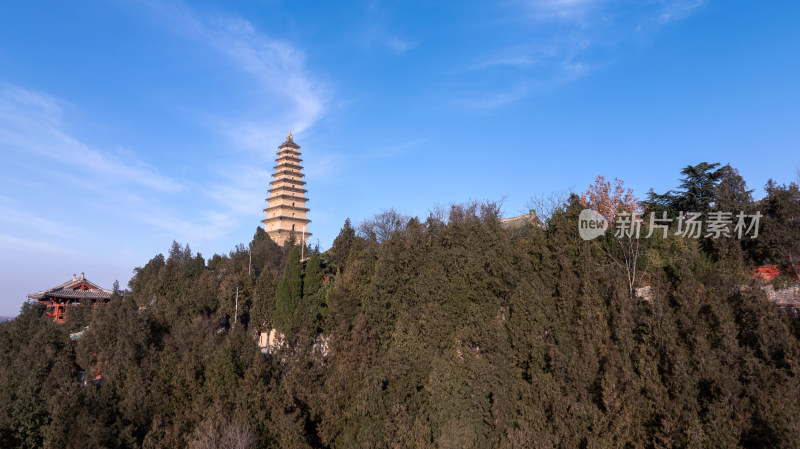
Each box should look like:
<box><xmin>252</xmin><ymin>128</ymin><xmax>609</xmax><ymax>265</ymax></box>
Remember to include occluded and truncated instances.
<box><xmin>1</xmin><ymin>166</ymin><xmax>799</xmax><ymax>448</ymax></box>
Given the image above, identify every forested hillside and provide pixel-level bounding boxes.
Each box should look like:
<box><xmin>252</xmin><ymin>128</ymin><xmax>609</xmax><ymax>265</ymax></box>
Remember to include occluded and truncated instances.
<box><xmin>1</xmin><ymin>168</ymin><xmax>799</xmax><ymax>448</ymax></box>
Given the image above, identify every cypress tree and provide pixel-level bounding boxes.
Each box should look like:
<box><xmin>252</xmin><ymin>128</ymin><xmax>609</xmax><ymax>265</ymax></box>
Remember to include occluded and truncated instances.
<box><xmin>329</xmin><ymin>218</ymin><xmax>356</xmax><ymax>270</ymax></box>
<box><xmin>274</xmin><ymin>246</ymin><xmax>303</xmax><ymax>329</ymax></box>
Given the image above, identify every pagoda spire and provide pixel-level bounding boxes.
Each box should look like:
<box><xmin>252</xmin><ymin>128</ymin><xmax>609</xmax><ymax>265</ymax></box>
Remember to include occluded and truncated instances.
<box><xmin>262</xmin><ymin>132</ymin><xmax>311</xmax><ymax>245</ymax></box>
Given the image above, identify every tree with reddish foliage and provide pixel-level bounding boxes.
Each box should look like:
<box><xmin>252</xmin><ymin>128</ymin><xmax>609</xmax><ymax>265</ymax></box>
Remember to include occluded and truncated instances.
<box><xmin>582</xmin><ymin>176</ymin><xmax>644</xmax><ymax>299</ymax></box>
<box><xmin>580</xmin><ymin>175</ymin><xmax>640</xmax><ymax>222</ymax></box>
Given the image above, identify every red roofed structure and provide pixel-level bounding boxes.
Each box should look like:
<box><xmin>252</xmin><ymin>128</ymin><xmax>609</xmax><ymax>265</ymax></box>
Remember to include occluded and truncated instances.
<box><xmin>753</xmin><ymin>265</ymin><xmax>782</xmax><ymax>281</ymax></box>
<box><xmin>27</xmin><ymin>273</ymin><xmax>113</xmax><ymax>323</ymax></box>
<box><xmin>753</xmin><ymin>265</ymin><xmax>800</xmax><ymax>282</ymax></box>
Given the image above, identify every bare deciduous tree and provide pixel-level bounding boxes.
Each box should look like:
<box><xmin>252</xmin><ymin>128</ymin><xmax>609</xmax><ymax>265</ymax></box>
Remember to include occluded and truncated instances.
<box><xmin>358</xmin><ymin>209</ymin><xmax>410</xmax><ymax>242</ymax></box>
<box><xmin>525</xmin><ymin>189</ymin><xmax>572</xmax><ymax>225</ymax></box>
<box><xmin>605</xmin><ymin>229</ymin><xmax>646</xmax><ymax>300</ymax></box>
<box><xmin>189</xmin><ymin>412</ymin><xmax>255</xmax><ymax>449</ymax></box>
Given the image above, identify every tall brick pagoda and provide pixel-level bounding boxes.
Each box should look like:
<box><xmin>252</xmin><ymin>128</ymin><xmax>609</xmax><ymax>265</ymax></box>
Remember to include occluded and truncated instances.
<box><xmin>262</xmin><ymin>132</ymin><xmax>311</xmax><ymax>245</ymax></box>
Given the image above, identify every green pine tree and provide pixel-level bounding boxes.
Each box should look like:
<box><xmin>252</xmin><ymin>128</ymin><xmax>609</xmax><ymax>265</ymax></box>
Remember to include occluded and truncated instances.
<box><xmin>274</xmin><ymin>246</ymin><xmax>303</xmax><ymax>329</ymax></box>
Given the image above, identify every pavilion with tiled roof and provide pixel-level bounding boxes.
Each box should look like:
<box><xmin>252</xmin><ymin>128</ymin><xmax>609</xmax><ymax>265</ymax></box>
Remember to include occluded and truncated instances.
<box><xmin>27</xmin><ymin>273</ymin><xmax>113</xmax><ymax>322</ymax></box>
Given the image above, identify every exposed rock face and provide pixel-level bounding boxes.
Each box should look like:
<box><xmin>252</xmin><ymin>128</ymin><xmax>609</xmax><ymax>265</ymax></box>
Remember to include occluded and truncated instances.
<box><xmin>635</xmin><ymin>286</ymin><xmax>653</xmax><ymax>302</ymax></box>
<box><xmin>763</xmin><ymin>284</ymin><xmax>800</xmax><ymax>308</ymax></box>
<box><xmin>257</xmin><ymin>328</ymin><xmax>330</xmax><ymax>358</ymax></box>
<box><xmin>634</xmin><ymin>283</ymin><xmax>800</xmax><ymax>309</ymax></box>
<box><xmin>313</xmin><ymin>334</ymin><xmax>329</xmax><ymax>358</ymax></box>
<box><xmin>257</xmin><ymin>328</ymin><xmax>284</xmax><ymax>354</ymax></box>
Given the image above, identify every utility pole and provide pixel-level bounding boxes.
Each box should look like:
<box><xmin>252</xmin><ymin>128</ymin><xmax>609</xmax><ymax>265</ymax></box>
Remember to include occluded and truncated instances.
<box><xmin>234</xmin><ymin>287</ymin><xmax>239</xmax><ymax>326</ymax></box>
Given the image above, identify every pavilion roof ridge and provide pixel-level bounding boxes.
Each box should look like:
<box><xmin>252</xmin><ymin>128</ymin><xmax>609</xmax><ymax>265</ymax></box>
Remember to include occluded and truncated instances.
<box><xmin>27</xmin><ymin>273</ymin><xmax>113</xmax><ymax>300</ymax></box>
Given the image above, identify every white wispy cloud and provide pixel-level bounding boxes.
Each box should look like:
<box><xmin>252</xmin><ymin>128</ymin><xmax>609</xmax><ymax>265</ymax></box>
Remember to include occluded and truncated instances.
<box><xmin>205</xmin><ymin>15</ymin><xmax>324</xmax><ymax>132</ymax></box>
<box><xmin>141</xmin><ymin>0</ymin><xmax>338</xmax><ymax>229</ymax></box>
<box><xmin>362</xmin><ymin>139</ymin><xmax>426</xmax><ymax>160</ymax></box>
<box><xmin>361</xmin><ymin>0</ymin><xmax>418</xmax><ymax>55</ymax></box>
<box><xmin>0</xmin><ymin>206</ymin><xmax>84</xmax><ymax>239</ymax></box>
<box><xmin>459</xmin><ymin>84</ymin><xmax>531</xmax><ymax>111</ymax></box>
<box><xmin>0</xmin><ymin>84</ymin><xmax>182</xmax><ymax>193</ymax></box>
<box><xmin>522</xmin><ymin>0</ymin><xmax>609</xmax><ymax>21</ymax></box>
<box><xmin>142</xmin><ymin>0</ymin><xmax>327</xmax><ymax>146</ymax></box>
<box><xmin>656</xmin><ymin>0</ymin><xmax>708</xmax><ymax>23</ymax></box>
<box><xmin>205</xmin><ymin>166</ymin><xmax>271</xmax><ymax>218</ymax></box>
<box><xmin>363</xmin><ymin>26</ymin><xmax>417</xmax><ymax>55</ymax></box>
<box><xmin>132</xmin><ymin>206</ymin><xmax>238</xmax><ymax>247</ymax></box>
<box><xmin>520</xmin><ymin>0</ymin><xmax>710</xmax><ymax>26</ymax></box>
<box><xmin>0</xmin><ymin>81</ymin><xmax>260</xmax><ymax>249</ymax></box>
<box><xmin>456</xmin><ymin>0</ymin><xmax>708</xmax><ymax>109</ymax></box>
<box><xmin>384</xmin><ymin>36</ymin><xmax>416</xmax><ymax>54</ymax></box>
<box><xmin>127</xmin><ymin>1</ymin><xmax>333</xmax><ymax>242</ymax></box>
<box><xmin>0</xmin><ymin>233</ymin><xmax>75</xmax><ymax>256</ymax></box>
<box><xmin>0</xmin><ymin>2</ymin><xmax>334</xmax><ymax>313</ymax></box>
<box><xmin>466</xmin><ymin>55</ymin><xmax>545</xmax><ymax>71</ymax></box>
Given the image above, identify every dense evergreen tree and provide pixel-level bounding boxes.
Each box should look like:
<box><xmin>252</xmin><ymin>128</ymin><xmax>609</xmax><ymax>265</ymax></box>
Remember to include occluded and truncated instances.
<box><xmin>755</xmin><ymin>180</ymin><xmax>800</xmax><ymax>268</ymax></box>
<box><xmin>714</xmin><ymin>164</ymin><xmax>754</xmax><ymax>212</ymax></box>
<box><xmin>328</xmin><ymin>218</ymin><xmax>356</xmax><ymax>271</ymax></box>
<box><xmin>274</xmin><ymin>246</ymin><xmax>303</xmax><ymax>330</ymax></box>
<box><xmin>644</xmin><ymin>162</ymin><xmax>724</xmax><ymax>214</ymax></box>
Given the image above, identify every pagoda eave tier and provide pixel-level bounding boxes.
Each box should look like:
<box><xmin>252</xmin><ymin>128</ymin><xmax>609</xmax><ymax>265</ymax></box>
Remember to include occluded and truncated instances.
<box><xmin>262</xmin><ymin>216</ymin><xmax>311</xmax><ymax>225</ymax></box>
<box><xmin>272</xmin><ymin>170</ymin><xmax>305</xmax><ymax>178</ymax></box>
<box><xmin>262</xmin><ymin>228</ymin><xmax>313</xmax><ymax>237</ymax></box>
<box><xmin>270</xmin><ymin>179</ymin><xmax>306</xmax><ymax>186</ymax></box>
<box><xmin>267</xmin><ymin>194</ymin><xmax>310</xmax><ymax>202</ymax></box>
<box><xmin>273</xmin><ymin>163</ymin><xmax>304</xmax><ymax>171</ymax></box>
<box><xmin>264</xmin><ymin>205</ymin><xmax>311</xmax><ymax>213</ymax></box>
<box><xmin>269</xmin><ymin>186</ymin><xmax>307</xmax><ymax>194</ymax></box>
<box><xmin>276</xmin><ymin>155</ymin><xmax>302</xmax><ymax>163</ymax></box>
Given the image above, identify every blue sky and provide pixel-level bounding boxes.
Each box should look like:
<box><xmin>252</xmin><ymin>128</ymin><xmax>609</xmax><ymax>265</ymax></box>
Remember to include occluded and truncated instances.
<box><xmin>1</xmin><ymin>0</ymin><xmax>798</xmax><ymax>315</ymax></box>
